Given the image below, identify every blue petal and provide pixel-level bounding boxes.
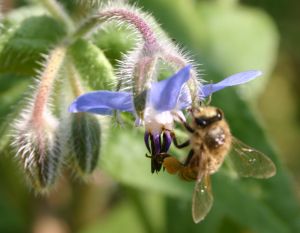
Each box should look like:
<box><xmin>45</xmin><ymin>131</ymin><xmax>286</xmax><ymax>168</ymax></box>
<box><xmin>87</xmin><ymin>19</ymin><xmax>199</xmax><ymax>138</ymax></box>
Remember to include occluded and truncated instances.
<box><xmin>69</xmin><ymin>90</ymin><xmax>134</xmax><ymax>115</ymax></box>
<box><xmin>149</xmin><ymin>65</ymin><xmax>191</xmax><ymax>111</ymax></box>
<box><xmin>201</xmin><ymin>70</ymin><xmax>262</xmax><ymax>98</ymax></box>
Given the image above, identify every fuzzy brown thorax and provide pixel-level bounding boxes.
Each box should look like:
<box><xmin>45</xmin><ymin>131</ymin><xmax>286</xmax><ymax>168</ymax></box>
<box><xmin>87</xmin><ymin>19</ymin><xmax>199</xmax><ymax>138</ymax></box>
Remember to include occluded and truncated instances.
<box><xmin>190</xmin><ymin>106</ymin><xmax>232</xmax><ymax>175</ymax></box>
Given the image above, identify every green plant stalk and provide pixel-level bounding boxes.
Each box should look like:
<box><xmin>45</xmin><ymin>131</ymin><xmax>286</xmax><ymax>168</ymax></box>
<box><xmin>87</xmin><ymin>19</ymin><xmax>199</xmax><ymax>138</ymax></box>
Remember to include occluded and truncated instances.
<box><xmin>32</xmin><ymin>45</ymin><xmax>66</xmax><ymax>123</ymax></box>
<box><xmin>66</xmin><ymin>60</ymin><xmax>84</xmax><ymax>97</ymax></box>
<box><xmin>40</xmin><ymin>0</ymin><xmax>74</xmax><ymax>33</ymax></box>
<box><xmin>71</xmin><ymin>15</ymin><xmax>100</xmax><ymax>43</ymax></box>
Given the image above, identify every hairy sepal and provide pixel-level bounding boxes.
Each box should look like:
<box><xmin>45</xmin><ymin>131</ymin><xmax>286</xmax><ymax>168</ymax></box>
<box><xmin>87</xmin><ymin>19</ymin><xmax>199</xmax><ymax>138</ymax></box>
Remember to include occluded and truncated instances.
<box><xmin>70</xmin><ymin>113</ymin><xmax>101</xmax><ymax>176</ymax></box>
<box><xmin>13</xmin><ymin>110</ymin><xmax>61</xmax><ymax>193</ymax></box>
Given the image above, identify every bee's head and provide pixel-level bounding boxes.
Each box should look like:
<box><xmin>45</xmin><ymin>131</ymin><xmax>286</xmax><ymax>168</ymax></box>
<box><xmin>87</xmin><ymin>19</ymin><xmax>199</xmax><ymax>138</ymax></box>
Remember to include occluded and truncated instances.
<box><xmin>191</xmin><ymin>106</ymin><xmax>223</xmax><ymax>127</ymax></box>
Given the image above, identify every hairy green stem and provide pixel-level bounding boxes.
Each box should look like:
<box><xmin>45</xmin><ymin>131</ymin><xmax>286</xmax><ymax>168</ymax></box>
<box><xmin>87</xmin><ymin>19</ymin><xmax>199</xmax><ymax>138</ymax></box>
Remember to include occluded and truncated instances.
<box><xmin>40</xmin><ymin>0</ymin><xmax>74</xmax><ymax>33</ymax></box>
<box><xmin>71</xmin><ymin>15</ymin><xmax>100</xmax><ymax>42</ymax></box>
<box><xmin>66</xmin><ymin>60</ymin><xmax>84</xmax><ymax>97</ymax></box>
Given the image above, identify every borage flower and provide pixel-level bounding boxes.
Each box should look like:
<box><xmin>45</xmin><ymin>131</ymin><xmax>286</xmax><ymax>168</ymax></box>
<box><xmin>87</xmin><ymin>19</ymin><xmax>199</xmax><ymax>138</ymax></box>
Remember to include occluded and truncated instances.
<box><xmin>69</xmin><ymin>66</ymin><xmax>262</xmax><ymax>173</ymax></box>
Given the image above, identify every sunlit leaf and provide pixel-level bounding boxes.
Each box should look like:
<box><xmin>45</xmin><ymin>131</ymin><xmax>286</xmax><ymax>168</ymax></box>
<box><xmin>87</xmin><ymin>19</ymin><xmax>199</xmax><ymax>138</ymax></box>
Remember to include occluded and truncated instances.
<box><xmin>92</xmin><ymin>25</ymin><xmax>136</xmax><ymax>66</ymax></box>
<box><xmin>68</xmin><ymin>39</ymin><xmax>115</xmax><ymax>90</ymax></box>
<box><xmin>0</xmin><ymin>16</ymin><xmax>66</xmax><ymax>75</ymax></box>
<box><xmin>197</xmin><ymin>2</ymin><xmax>279</xmax><ymax>99</ymax></box>
<box><xmin>0</xmin><ymin>74</ymin><xmax>30</xmax><ymax>151</ymax></box>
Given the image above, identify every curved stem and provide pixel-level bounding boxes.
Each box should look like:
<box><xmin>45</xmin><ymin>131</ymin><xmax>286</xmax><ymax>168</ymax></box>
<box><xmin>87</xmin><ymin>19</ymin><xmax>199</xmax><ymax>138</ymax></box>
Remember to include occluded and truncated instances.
<box><xmin>99</xmin><ymin>8</ymin><xmax>158</xmax><ymax>50</ymax></box>
<box><xmin>32</xmin><ymin>46</ymin><xmax>66</xmax><ymax>125</ymax></box>
<box><xmin>71</xmin><ymin>15</ymin><xmax>100</xmax><ymax>42</ymax></box>
<box><xmin>70</xmin><ymin>5</ymin><xmax>160</xmax><ymax>51</ymax></box>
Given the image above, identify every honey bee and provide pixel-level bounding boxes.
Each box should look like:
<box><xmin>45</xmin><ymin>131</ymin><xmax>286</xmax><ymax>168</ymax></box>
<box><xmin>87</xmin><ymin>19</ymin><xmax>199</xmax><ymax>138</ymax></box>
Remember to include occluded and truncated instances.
<box><xmin>162</xmin><ymin>106</ymin><xmax>276</xmax><ymax>223</ymax></box>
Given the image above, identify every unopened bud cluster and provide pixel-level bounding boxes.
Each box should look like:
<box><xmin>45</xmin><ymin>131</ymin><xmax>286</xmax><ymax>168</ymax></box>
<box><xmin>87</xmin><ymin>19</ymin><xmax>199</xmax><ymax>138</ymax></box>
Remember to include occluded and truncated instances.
<box><xmin>9</xmin><ymin>1</ymin><xmax>200</xmax><ymax>193</ymax></box>
<box><xmin>13</xmin><ymin>110</ymin><xmax>60</xmax><ymax>191</ymax></box>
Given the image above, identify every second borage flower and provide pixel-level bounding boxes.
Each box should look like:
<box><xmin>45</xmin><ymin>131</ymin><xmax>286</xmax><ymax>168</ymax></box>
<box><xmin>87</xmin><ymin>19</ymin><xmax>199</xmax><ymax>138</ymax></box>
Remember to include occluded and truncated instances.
<box><xmin>69</xmin><ymin>66</ymin><xmax>262</xmax><ymax>172</ymax></box>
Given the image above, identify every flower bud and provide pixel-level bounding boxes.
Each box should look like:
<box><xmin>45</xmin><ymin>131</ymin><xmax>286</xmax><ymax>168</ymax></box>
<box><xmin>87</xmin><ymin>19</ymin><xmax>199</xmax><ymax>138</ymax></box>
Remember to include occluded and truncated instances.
<box><xmin>13</xmin><ymin>111</ymin><xmax>61</xmax><ymax>193</ymax></box>
<box><xmin>132</xmin><ymin>56</ymin><xmax>159</xmax><ymax>118</ymax></box>
<box><xmin>70</xmin><ymin>112</ymin><xmax>101</xmax><ymax>176</ymax></box>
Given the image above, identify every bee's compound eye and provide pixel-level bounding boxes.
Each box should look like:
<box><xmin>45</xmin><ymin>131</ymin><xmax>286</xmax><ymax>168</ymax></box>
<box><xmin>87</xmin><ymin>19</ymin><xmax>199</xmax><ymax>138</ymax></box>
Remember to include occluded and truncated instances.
<box><xmin>195</xmin><ymin>117</ymin><xmax>207</xmax><ymax>127</ymax></box>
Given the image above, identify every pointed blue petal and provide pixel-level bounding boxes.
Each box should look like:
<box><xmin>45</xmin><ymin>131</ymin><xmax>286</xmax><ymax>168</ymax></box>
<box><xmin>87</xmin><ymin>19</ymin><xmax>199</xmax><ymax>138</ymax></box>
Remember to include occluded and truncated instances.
<box><xmin>201</xmin><ymin>70</ymin><xmax>262</xmax><ymax>98</ymax></box>
<box><xmin>149</xmin><ymin>65</ymin><xmax>191</xmax><ymax>111</ymax></box>
<box><xmin>69</xmin><ymin>91</ymin><xmax>134</xmax><ymax>115</ymax></box>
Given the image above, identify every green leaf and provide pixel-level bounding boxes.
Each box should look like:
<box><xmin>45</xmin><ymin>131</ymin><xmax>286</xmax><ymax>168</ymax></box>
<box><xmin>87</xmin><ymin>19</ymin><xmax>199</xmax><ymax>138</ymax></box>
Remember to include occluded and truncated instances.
<box><xmin>0</xmin><ymin>74</ymin><xmax>30</xmax><ymax>151</ymax></box>
<box><xmin>214</xmin><ymin>174</ymin><xmax>289</xmax><ymax>233</ymax></box>
<box><xmin>0</xmin><ymin>16</ymin><xmax>66</xmax><ymax>76</ymax></box>
<box><xmin>3</xmin><ymin>5</ymin><xmax>47</xmax><ymax>25</ymax></box>
<box><xmin>92</xmin><ymin>25</ymin><xmax>136</xmax><ymax>66</ymax></box>
<box><xmin>79</xmin><ymin>187</ymin><xmax>165</xmax><ymax>233</ymax></box>
<box><xmin>0</xmin><ymin>154</ymin><xmax>31</xmax><ymax>233</ymax></box>
<box><xmin>197</xmin><ymin>2</ymin><xmax>279</xmax><ymax>99</ymax></box>
<box><xmin>79</xmin><ymin>199</ymin><xmax>146</xmax><ymax>233</ymax></box>
<box><xmin>68</xmin><ymin>39</ymin><xmax>115</xmax><ymax>90</ymax></box>
<box><xmin>137</xmin><ymin>0</ymin><xmax>207</xmax><ymax>49</ymax></box>
<box><xmin>0</xmin><ymin>191</ymin><xmax>27</xmax><ymax>233</ymax></box>
<box><xmin>165</xmin><ymin>197</ymin><xmax>223</xmax><ymax>233</ymax></box>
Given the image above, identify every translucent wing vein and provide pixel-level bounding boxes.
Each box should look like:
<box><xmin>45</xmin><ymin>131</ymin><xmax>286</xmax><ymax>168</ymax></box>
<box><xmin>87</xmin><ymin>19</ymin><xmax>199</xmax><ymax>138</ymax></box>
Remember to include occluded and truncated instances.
<box><xmin>192</xmin><ymin>175</ymin><xmax>213</xmax><ymax>223</ymax></box>
<box><xmin>229</xmin><ymin>137</ymin><xmax>276</xmax><ymax>179</ymax></box>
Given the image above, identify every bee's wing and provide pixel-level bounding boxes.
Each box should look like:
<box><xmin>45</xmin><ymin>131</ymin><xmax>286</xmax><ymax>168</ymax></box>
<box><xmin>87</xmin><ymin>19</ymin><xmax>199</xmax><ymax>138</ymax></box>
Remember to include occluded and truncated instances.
<box><xmin>228</xmin><ymin>137</ymin><xmax>276</xmax><ymax>179</ymax></box>
<box><xmin>192</xmin><ymin>175</ymin><xmax>213</xmax><ymax>223</ymax></box>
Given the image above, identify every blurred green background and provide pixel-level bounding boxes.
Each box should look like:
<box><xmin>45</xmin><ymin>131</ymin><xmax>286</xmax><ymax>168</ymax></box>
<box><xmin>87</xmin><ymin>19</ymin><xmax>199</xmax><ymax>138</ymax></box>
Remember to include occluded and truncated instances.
<box><xmin>0</xmin><ymin>0</ymin><xmax>300</xmax><ymax>233</ymax></box>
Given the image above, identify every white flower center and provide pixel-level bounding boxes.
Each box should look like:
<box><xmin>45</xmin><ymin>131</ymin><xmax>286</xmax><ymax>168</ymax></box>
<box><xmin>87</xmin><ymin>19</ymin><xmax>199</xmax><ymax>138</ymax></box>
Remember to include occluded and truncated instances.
<box><xmin>143</xmin><ymin>106</ymin><xmax>187</xmax><ymax>135</ymax></box>
<box><xmin>144</xmin><ymin>107</ymin><xmax>174</xmax><ymax>135</ymax></box>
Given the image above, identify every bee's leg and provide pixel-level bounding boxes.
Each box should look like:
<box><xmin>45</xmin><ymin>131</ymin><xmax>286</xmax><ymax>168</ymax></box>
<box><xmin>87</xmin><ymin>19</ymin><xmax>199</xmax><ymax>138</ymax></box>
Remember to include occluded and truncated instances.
<box><xmin>157</xmin><ymin>152</ymin><xmax>171</xmax><ymax>162</ymax></box>
<box><xmin>183</xmin><ymin>123</ymin><xmax>195</xmax><ymax>133</ymax></box>
<box><xmin>175</xmin><ymin>139</ymin><xmax>190</xmax><ymax>148</ymax></box>
<box><xmin>175</xmin><ymin>120</ymin><xmax>194</xmax><ymax>133</ymax></box>
<box><xmin>183</xmin><ymin>149</ymin><xmax>194</xmax><ymax>166</ymax></box>
<box><xmin>171</xmin><ymin>132</ymin><xmax>190</xmax><ymax>148</ymax></box>
<box><xmin>145</xmin><ymin>153</ymin><xmax>152</xmax><ymax>158</ymax></box>
<box><xmin>173</xmin><ymin>112</ymin><xmax>194</xmax><ymax>133</ymax></box>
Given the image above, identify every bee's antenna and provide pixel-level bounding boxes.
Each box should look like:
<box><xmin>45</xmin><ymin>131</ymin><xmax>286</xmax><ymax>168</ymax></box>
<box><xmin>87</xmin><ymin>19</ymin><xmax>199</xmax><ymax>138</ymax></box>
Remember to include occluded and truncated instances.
<box><xmin>204</xmin><ymin>80</ymin><xmax>213</xmax><ymax>106</ymax></box>
<box><xmin>206</xmin><ymin>94</ymin><xmax>212</xmax><ymax>105</ymax></box>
